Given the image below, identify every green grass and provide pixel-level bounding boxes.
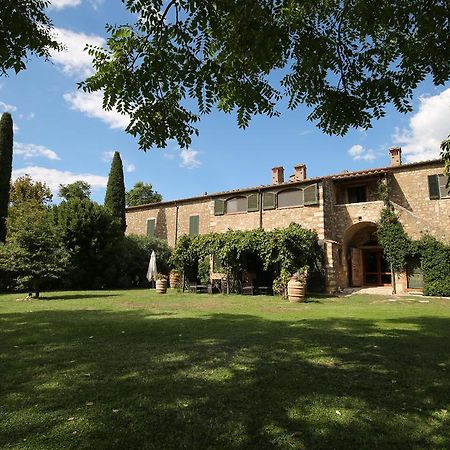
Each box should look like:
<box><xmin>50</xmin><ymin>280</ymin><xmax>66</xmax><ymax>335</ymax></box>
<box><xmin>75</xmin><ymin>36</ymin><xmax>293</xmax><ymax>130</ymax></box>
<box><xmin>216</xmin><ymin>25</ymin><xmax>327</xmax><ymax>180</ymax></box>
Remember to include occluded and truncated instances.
<box><xmin>0</xmin><ymin>290</ymin><xmax>449</xmax><ymax>449</ymax></box>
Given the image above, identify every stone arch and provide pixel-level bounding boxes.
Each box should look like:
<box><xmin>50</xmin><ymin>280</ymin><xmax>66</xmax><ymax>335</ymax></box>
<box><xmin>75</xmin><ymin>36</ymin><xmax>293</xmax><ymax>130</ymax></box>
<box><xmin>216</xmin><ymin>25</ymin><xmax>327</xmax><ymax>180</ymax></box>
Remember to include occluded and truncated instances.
<box><xmin>343</xmin><ymin>221</ymin><xmax>391</xmax><ymax>287</ymax></box>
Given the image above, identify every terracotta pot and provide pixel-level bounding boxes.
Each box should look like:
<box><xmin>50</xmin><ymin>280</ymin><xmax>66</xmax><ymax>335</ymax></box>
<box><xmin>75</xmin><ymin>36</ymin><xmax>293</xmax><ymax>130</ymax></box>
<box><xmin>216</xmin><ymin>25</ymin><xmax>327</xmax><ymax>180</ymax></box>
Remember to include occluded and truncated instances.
<box><xmin>169</xmin><ymin>271</ymin><xmax>181</xmax><ymax>289</ymax></box>
<box><xmin>287</xmin><ymin>277</ymin><xmax>306</xmax><ymax>302</ymax></box>
<box><xmin>155</xmin><ymin>279</ymin><xmax>167</xmax><ymax>294</ymax></box>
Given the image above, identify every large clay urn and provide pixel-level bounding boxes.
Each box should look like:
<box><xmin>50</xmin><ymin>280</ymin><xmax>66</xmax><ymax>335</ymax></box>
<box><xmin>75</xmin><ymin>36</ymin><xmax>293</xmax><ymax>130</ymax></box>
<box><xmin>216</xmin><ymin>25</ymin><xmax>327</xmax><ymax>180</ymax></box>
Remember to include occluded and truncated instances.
<box><xmin>155</xmin><ymin>278</ymin><xmax>168</xmax><ymax>294</ymax></box>
<box><xmin>169</xmin><ymin>270</ymin><xmax>181</xmax><ymax>289</ymax></box>
<box><xmin>287</xmin><ymin>270</ymin><xmax>307</xmax><ymax>302</ymax></box>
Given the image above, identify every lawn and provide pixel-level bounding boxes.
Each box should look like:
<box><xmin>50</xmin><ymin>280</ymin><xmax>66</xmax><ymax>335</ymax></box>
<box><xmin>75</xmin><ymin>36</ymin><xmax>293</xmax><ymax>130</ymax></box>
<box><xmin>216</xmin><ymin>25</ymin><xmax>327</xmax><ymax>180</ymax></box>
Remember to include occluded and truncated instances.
<box><xmin>0</xmin><ymin>290</ymin><xmax>449</xmax><ymax>449</ymax></box>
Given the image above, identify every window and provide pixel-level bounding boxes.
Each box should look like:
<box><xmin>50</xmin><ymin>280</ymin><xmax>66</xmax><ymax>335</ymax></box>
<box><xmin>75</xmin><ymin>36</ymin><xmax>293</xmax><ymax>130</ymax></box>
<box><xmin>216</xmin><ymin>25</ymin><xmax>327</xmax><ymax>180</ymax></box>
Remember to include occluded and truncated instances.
<box><xmin>347</xmin><ymin>186</ymin><xmax>367</xmax><ymax>203</ymax></box>
<box><xmin>278</xmin><ymin>189</ymin><xmax>303</xmax><ymax>208</ymax></box>
<box><xmin>146</xmin><ymin>218</ymin><xmax>156</xmax><ymax>237</ymax></box>
<box><xmin>428</xmin><ymin>174</ymin><xmax>450</xmax><ymax>199</ymax></box>
<box><xmin>189</xmin><ymin>215</ymin><xmax>199</xmax><ymax>236</ymax></box>
<box><xmin>226</xmin><ymin>196</ymin><xmax>247</xmax><ymax>214</ymax></box>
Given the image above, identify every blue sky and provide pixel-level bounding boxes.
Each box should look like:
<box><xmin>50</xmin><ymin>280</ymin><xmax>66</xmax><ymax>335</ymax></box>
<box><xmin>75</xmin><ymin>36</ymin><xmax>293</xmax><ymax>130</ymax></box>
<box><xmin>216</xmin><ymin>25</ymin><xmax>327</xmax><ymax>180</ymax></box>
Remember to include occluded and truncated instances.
<box><xmin>1</xmin><ymin>0</ymin><xmax>449</xmax><ymax>204</ymax></box>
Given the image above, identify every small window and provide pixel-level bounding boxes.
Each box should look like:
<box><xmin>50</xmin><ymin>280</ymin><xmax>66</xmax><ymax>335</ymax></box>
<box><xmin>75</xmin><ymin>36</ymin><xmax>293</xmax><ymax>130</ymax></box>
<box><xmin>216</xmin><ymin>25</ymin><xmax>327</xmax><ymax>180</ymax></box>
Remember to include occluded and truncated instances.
<box><xmin>226</xmin><ymin>196</ymin><xmax>247</xmax><ymax>214</ymax></box>
<box><xmin>147</xmin><ymin>218</ymin><xmax>156</xmax><ymax>237</ymax></box>
<box><xmin>347</xmin><ymin>186</ymin><xmax>367</xmax><ymax>203</ymax></box>
<box><xmin>189</xmin><ymin>215</ymin><xmax>199</xmax><ymax>236</ymax></box>
<box><xmin>278</xmin><ymin>189</ymin><xmax>303</xmax><ymax>208</ymax></box>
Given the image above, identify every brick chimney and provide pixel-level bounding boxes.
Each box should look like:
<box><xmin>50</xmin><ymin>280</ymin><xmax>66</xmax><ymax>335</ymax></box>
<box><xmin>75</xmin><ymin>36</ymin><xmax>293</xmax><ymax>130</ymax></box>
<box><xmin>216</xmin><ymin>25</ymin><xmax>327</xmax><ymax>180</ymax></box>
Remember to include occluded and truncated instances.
<box><xmin>389</xmin><ymin>147</ymin><xmax>402</xmax><ymax>166</ymax></box>
<box><xmin>293</xmin><ymin>164</ymin><xmax>307</xmax><ymax>181</ymax></box>
<box><xmin>272</xmin><ymin>166</ymin><xmax>284</xmax><ymax>185</ymax></box>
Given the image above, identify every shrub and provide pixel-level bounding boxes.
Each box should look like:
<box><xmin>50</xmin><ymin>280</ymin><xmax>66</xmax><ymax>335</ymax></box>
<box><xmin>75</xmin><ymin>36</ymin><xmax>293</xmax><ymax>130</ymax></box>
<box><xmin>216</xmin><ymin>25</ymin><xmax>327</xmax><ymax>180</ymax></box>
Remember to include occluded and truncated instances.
<box><xmin>418</xmin><ymin>235</ymin><xmax>450</xmax><ymax>297</ymax></box>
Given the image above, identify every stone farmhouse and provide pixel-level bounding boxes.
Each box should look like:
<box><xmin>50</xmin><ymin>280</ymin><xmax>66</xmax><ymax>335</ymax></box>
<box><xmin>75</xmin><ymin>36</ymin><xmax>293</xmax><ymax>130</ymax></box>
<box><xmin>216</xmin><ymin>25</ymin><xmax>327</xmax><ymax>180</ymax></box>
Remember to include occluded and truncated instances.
<box><xmin>126</xmin><ymin>148</ymin><xmax>450</xmax><ymax>293</ymax></box>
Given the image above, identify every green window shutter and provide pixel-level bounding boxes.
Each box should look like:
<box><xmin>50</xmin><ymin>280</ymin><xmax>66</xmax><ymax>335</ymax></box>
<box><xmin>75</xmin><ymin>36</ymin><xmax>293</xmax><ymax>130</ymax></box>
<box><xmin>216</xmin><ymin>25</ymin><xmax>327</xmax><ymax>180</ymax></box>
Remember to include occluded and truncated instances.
<box><xmin>428</xmin><ymin>175</ymin><xmax>440</xmax><ymax>200</ymax></box>
<box><xmin>214</xmin><ymin>199</ymin><xmax>225</xmax><ymax>215</ymax></box>
<box><xmin>304</xmin><ymin>183</ymin><xmax>319</xmax><ymax>205</ymax></box>
<box><xmin>189</xmin><ymin>215</ymin><xmax>199</xmax><ymax>235</ymax></box>
<box><xmin>438</xmin><ymin>174</ymin><xmax>450</xmax><ymax>198</ymax></box>
<box><xmin>147</xmin><ymin>218</ymin><xmax>156</xmax><ymax>237</ymax></box>
<box><xmin>263</xmin><ymin>192</ymin><xmax>276</xmax><ymax>210</ymax></box>
<box><xmin>247</xmin><ymin>193</ymin><xmax>259</xmax><ymax>212</ymax></box>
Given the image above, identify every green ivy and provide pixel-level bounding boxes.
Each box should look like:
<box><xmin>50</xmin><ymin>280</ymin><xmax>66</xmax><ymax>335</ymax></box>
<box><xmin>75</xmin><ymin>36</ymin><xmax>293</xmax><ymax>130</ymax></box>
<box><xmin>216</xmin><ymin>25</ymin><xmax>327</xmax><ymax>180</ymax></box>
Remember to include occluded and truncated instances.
<box><xmin>169</xmin><ymin>223</ymin><xmax>322</xmax><ymax>295</ymax></box>
<box><xmin>418</xmin><ymin>235</ymin><xmax>450</xmax><ymax>297</ymax></box>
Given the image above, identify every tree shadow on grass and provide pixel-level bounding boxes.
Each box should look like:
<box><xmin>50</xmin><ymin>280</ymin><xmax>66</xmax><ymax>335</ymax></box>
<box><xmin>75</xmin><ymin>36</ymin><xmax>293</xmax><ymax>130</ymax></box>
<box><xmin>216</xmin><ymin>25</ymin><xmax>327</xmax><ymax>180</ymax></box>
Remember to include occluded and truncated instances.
<box><xmin>0</xmin><ymin>309</ymin><xmax>449</xmax><ymax>449</ymax></box>
<box><xmin>40</xmin><ymin>293</ymin><xmax>121</xmax><ymax>301</ymax></box>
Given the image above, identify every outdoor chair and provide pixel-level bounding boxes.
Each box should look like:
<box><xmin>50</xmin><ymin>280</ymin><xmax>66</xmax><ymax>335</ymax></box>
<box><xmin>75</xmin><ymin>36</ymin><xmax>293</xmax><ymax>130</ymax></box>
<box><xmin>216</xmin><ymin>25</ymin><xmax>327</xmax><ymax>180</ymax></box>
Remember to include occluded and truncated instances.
<box><xmin>241</xmin><ymin>282</ymin><xmax>255</xmax><ymax>295</ymax></box>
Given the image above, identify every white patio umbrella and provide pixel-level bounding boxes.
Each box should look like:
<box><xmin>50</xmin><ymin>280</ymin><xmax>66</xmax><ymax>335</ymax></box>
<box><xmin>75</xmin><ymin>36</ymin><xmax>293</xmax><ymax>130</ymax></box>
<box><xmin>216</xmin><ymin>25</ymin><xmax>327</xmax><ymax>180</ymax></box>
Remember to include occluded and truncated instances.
<box><xmin>147</xmin><ymin>250</ymin><xmax>157</xmax><ymax>284</ymax></box>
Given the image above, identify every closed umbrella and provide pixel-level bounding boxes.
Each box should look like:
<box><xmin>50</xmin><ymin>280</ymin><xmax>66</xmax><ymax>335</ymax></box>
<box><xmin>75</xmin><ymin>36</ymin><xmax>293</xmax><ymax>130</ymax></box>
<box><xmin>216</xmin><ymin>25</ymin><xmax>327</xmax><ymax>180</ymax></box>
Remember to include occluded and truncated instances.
<box><xmin>147</xmin><ymin>251</ymin><xmax>157</xmax><ymax>284</ymax></box>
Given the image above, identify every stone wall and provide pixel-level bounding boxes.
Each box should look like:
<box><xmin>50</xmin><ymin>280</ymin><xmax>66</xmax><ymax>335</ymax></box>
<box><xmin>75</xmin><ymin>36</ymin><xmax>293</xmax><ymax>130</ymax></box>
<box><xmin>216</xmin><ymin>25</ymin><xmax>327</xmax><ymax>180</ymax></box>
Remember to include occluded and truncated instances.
<box><xmin>389</xmin><ymin>163</ymin><xmax>450</xmax><ymax>242</ymax></box>
<box><xmin>126</xmin><ymin>182</ymin><xmax>326</xmax><ymax>242</ymax></box>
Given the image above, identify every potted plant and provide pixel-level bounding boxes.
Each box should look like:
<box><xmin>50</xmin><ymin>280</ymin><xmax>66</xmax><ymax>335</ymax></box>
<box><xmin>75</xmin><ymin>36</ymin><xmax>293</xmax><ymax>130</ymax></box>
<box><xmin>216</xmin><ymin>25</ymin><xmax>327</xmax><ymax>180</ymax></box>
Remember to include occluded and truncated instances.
<box><xmin>169</xmin><ymin>269</ymin><xmax>181</xmax><ymax>289</ymax></box>
<box><xmin>155</xmin><ymin>273</ymin><xmax>168</xmax><ymax>294</ymax></box>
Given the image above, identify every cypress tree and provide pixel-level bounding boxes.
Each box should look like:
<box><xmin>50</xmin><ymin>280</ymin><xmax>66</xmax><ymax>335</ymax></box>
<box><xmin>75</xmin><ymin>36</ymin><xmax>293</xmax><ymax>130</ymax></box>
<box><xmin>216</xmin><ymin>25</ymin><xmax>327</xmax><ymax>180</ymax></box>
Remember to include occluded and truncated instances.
<box><xmin>0</xmin><ymin>112</ymin><xmax>14</xmax><ymax>243</ymax></box>
<box><xmin>104</xmin><ymin>151</ymin><xmax>126</xmax><ymax>234</ymax></box>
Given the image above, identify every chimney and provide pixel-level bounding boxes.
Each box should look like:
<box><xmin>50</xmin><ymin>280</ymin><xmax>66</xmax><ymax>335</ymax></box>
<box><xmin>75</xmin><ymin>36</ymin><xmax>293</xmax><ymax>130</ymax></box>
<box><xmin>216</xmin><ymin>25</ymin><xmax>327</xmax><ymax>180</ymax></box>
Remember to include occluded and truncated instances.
<box><xmin>389</xmin><ymin>147</ymin><xmax>402</xmax><ymax>166</ymax></box>
<box><xmin>272</xmin><ymin>166</ymin><xmax>284</xmax><ymax>185</ymax></box>
<box><xmin>293</xmin><ymin>164</ymin><xmax>307</xmax><ymax>181</ymax></box>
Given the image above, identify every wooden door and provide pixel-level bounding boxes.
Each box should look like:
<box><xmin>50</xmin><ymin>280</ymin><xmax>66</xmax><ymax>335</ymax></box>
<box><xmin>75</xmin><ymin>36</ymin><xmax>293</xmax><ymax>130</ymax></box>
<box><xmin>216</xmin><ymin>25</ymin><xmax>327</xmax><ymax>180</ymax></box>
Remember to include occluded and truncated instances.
<box><xmin>351</xmin><ymin>248</ymin><xmax>363</xmax><ymax>287</ymax></box>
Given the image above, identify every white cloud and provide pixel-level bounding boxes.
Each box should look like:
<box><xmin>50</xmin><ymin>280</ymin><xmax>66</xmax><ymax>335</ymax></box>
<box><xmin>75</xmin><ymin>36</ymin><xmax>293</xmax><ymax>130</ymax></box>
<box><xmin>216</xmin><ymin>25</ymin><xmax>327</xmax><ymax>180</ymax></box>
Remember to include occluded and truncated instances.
<box><xmin>89</xmin><ymin>0</ymin><xmax>104</xmax><ymax>10</ymax></box>
<box><xmin>64</xmin><ymin>91</ymin><xmax>130</xmax><ymax>129</ymax></box>
<box><xmin>102</xmin><ymin>151</ymin><xmax>135</xmax><ymax>173</ymax></box>
<box><xmin>12</xmin><ymin>166</ymin><xmax>108</xmax><ymax>193</ymax></box>
<box><xmin>348</xmin><ymin>144</ymin><xmax>377</xmax><ymax>161</ymax></box>
<box><xmin>393</xmin><ymin>88</ymin><xmax>450</xmax><ymax>162</ymax></box>
<box><xmin>15</xmin><ymin>142</ymin><xmax>61</xmax><ymax>161</ymax></box>
<box><xmin>126</xmin><ymin>163</ymin><xmax>136</xmax><ymax>173</ymax></box>
<box><xmin>0</xmin><ymin>101</ymin><xmax>17</xmax><ymax>112</ymax></box>
<box><xmin>180</xmin><ymin>148</ymin><xmax>201</xmax><ymax>169</ymax></box>
<box><xmin>49</xmin><ymin>0</ymin><xmax>81</xmax><ymax>10</ymax></box>
<box><xmin>50</xmin><ymin>28</ymin><xmax>105</xmax><ymax>77</ymax></box>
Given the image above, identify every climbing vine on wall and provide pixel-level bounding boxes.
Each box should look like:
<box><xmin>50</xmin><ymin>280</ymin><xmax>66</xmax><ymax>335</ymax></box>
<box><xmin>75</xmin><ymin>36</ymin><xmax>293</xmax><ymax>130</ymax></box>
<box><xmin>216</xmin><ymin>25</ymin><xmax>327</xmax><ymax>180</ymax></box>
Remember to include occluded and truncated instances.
<box><xmin>377</xmin><ymin>179</ymin><xmax>414</xmax><ymax>272</ymax></box>
<box><xmin>169</xmin><ymin>223</ymin><xmax>323</xmax><ymax>294</ymax></box>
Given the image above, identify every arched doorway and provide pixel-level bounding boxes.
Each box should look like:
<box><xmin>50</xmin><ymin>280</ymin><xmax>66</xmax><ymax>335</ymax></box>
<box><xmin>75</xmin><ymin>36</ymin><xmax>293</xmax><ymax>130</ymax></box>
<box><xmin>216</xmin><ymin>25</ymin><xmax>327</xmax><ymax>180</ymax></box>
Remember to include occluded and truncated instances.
<box><xmin>343</xmin><ymin>222</ymin><xmax>391</xmax><ymax>287</ymax></box>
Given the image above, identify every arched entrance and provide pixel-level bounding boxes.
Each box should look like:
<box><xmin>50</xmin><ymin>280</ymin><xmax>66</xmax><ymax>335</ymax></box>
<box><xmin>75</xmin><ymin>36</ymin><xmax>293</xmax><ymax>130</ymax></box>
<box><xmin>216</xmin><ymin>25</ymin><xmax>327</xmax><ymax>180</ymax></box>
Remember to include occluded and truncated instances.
<box><xmin>343</xmin><ymin>222</ymin><xmax>391</xmax><ymax>287</ymax></box>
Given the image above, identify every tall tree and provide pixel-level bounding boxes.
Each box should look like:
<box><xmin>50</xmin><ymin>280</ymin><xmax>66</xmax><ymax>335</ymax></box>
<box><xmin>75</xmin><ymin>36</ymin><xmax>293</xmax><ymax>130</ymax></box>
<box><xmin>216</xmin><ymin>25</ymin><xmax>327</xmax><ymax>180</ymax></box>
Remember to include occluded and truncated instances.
<box><xmin>59</xmin><ymin>181</ymin><xmax>91</xmax><ymax>201</ymax></box>
<box><xmin>82</xmin><ymin>1</ymin><xmax>450</xmax><ymax>151</ymax></box>
<box><xmin>0</xmin><ymin>0</ymin><xmax>61</xmax><ymax>75</ymax></box>
<box><xmin>126</xmin><ymin>181</ymin><xmax>162</xmax><ymax>207</ymax></box>
<box><xmin>104</xmin><ymin>151</ymin><xmax>126</xmax><ymax>233</ymax></box>
<box><xmin>0</xmin><ymin>112</ymin><xmax>13</xmax><ymax>243</ymax></box>
<box><xmin>53</xmin><ymin>198</ymin><xmax>122</xmax><ymax>289</ymax></box>
<box><xmin>10</xmin><ymin>174</ymin><xmax>53</xmax><ymax>207</ymax></box>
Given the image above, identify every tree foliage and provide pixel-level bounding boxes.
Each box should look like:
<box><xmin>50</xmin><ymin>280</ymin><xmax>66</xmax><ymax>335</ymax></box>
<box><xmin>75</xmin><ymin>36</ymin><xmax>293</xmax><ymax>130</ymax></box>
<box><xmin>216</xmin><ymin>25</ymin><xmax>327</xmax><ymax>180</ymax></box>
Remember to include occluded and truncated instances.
<box><xmin>81</xmin><ymin>0</ymin><xmax>450</xmax><ymax>150</ymax></box>
<box><xmin>170</xmin><ymin>223</ymin><xmax>322</xmax><ymax>294</ymax></box>
<box><xmin>10</xmin><ymin>174</ymin><xmax>53</xmax><ymax>207</ymax></box>
<box><xmin>0</xmin><ymin>112</ymin><xmax>13</xmax><ymax>243</ymax></box>
<box><xmin>0</xmin><ymin>202</ymin><xmax>69</xmax><ymax>296</ymax></box>
<box><xmin>52</xmin><ymin>198</ymin><xmax>122</xmax><ymax>289</ymax></box>
<box><xmin>126</xmin><ymin>181</ymin><xmax>162</xmax><ymax>206</ymax></box>
<box><xmin>0</xmin><ymin>0</ymin><xmax>61</xmax><ymax>75</ymax></box>
<box><xmin>441</xmin><ymin>136</ymin><xmax>450</xmax><ymax>176</ymax></box>
<box><xmin>59</xmin><ymin>181</ymin><xmax>91</xmax><ymax>201</ymax></box>
<box><xmin>418</xmin><ymin>235</ymin><xmax>450</xmax><ymax>297</ymax></box>
<box><xmin>104</xmin><ymin>152</ymin><xmax>126</xmax><ymax>234</ymax></box>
